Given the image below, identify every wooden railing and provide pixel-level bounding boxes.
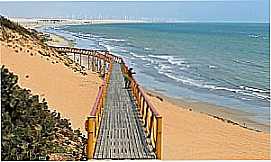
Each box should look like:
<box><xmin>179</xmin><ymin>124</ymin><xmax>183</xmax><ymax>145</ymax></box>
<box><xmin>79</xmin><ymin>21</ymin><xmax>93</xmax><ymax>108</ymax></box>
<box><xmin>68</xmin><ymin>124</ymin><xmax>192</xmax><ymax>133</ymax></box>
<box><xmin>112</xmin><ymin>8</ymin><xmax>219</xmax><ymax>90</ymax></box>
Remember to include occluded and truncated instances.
<box><xmin>120</xmin><ymin>58</ymin><xmax>162</xmax><ymax>159</ymax></box>
<box><xmin>51</xmin><ymin>46</ymin><xmax>122</xmax><ymax>63</ymax></box>
<box><xmin>85</xmin><ymin>61</ymin><xmax>113</xmax><ymax>159</ymax></box>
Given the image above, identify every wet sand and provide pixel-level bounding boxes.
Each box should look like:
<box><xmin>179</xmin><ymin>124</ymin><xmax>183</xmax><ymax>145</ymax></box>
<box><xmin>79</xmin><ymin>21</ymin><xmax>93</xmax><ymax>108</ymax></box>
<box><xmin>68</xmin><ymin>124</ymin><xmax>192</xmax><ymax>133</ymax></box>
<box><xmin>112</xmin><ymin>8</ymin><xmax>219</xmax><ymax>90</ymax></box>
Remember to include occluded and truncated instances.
<box><xmin>45</xmin><ymin>33</ymin><xmax>75</xmax><ymax>47</ymax></box>
<box><xmin>146</xmin><ymin>89</ymin><xmax>270</xmax><ymax>133</ymax></box>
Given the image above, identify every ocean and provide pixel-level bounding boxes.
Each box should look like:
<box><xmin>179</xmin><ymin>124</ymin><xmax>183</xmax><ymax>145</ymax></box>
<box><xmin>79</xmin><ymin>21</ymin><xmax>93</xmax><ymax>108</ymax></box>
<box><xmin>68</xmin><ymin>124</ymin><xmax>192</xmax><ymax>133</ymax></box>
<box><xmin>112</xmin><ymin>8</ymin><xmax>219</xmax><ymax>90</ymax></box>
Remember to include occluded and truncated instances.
<box><xmin>40</xmin><ymin>23</ymin><xmax>270</xmax><ymax>127</ymax></box>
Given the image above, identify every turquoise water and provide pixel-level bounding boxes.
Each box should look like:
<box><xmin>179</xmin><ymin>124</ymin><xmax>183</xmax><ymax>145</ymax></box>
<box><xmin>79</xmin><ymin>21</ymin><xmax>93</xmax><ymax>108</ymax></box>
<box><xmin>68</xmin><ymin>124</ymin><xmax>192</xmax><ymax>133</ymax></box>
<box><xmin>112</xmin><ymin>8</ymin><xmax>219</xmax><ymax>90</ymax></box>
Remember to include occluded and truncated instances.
<box><xmin>41</xmin><ymin>23</ymin><xmax>270</xmax><ymax>125</ymax></box>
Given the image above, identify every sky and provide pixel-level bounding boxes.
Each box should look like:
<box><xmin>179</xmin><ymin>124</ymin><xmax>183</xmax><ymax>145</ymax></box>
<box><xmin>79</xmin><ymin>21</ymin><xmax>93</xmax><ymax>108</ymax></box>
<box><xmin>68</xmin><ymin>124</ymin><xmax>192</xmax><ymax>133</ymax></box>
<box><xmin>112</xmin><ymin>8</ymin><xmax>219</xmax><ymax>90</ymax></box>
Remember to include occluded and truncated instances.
<box><xmin>0</xmin><ymin>1</ymin><xmax>269</xmax><ymax>22</ymax></box>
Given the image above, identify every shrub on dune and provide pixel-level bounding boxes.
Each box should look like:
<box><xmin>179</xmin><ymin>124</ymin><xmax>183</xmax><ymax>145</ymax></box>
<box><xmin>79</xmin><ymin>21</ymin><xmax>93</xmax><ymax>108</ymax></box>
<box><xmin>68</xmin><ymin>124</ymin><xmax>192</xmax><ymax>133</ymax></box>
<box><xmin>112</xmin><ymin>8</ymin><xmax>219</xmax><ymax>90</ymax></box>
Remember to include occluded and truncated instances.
<box><xmin>1</xmin><ymin>66</ymin><xmax>86</xmax><ymax>161</ymax></box>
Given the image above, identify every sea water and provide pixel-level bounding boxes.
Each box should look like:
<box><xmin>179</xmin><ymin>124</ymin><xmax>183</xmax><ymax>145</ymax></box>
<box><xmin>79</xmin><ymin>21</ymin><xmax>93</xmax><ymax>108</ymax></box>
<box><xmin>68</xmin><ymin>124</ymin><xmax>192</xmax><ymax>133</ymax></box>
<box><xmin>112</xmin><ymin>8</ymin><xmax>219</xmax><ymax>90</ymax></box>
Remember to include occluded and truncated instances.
<box><xmin>41</xmin><ymin>23</ymin><xmax>270</xmax><ymax>126</ymax></box>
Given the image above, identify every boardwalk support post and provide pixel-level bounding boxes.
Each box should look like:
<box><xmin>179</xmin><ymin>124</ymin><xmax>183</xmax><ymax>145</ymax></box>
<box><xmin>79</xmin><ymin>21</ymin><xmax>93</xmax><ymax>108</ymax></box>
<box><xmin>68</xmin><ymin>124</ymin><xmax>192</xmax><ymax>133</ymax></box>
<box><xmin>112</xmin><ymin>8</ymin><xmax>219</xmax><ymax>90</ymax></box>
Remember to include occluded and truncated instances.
<box><xmin>87</xmin><ymin>54</ymin><xmax>90</xmax><ymax>70</ymax></box>
<box><xmin>79</xmin><ymin>53</ymin><xmax>82</xmax><ymax>66</ymax></box>
<box><xmin>86</xmin><ymin>116</ymin><xmax>96</xmax><ymax>159</ymax></box>
<box><xmin>91</xmin><ymin>55</ymin><xmax>95</xmax><ymax>71</ymax></box>
<box><xmin>156</xmin><ymin>116</ymin><xmax>162</xmax><ymax>159</ymax></box>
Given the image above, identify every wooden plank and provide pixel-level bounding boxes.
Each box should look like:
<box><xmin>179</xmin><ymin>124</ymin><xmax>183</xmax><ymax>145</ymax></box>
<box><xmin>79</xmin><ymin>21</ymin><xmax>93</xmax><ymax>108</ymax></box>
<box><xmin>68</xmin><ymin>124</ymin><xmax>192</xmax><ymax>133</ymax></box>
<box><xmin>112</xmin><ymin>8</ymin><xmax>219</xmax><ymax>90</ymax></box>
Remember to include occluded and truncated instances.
<box><xmin>93</xmin><ymin>63</ymin><xmax>155</xmax><ymax>159</ymax></box>
<box><xmin>121</xmin><ymin>88</ymin><xmax>143</xmax><ymax>158</ymax></box>
<box><xmin>126</xmin><ymin>105</ymin><xmax>139</xmax><ymax>159</ymax></box>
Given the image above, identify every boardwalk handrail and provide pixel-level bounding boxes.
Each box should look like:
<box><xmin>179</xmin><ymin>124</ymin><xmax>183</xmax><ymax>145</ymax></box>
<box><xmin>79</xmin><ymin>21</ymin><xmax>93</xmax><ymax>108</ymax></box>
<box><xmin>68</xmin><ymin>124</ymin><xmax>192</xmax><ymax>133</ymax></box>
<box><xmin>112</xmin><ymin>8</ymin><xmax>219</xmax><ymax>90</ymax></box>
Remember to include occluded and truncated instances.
<box><xmin>51</xmin><ymin>46</ymin><xmax>122</xmax><ymax>63</ymax></box>
<box><xmin>51</xmin><ymin>46</ymin><xmax>108</xmax><ymax>53</ymax></box>
<box><xmin>120</xmin><ymin>58</ymin><xmax>162</xmax><ymax>159</ymax></box>
<box><xmin>85</xmin><ymin>61</ymin><xmax>113</xmax><ymax>159</ymax></box>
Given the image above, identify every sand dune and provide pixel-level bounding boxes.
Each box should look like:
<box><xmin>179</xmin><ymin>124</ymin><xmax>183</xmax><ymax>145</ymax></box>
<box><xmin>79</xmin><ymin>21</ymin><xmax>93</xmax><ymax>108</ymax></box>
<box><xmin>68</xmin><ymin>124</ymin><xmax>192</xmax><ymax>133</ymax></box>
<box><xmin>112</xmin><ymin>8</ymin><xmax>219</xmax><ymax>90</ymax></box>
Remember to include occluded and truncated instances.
<box><xmin>1</xmin><ymin>42</ymin><xmax>101</xmax><ymax>132</ymax></box>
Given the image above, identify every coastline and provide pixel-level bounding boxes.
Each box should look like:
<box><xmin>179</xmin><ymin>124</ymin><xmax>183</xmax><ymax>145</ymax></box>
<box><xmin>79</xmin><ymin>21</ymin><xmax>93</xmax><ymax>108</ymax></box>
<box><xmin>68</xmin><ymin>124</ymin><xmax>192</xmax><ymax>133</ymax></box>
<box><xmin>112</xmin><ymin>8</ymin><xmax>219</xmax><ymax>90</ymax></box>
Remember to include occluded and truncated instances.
<box><xmin>4</xmin><ymin>17</ymin><xmax>270</xmax><ymax>159</ymax></box>
<box><xmin>146</xmin><ymin>87</ymin><xmax>270</xmax><ymax>159</ymax></box>
<box><xmin>9</xmin><ymin>17</ymin><xmax>148</xmax><ymax>29</ymax></box>
<box><xmin>44</xmin><ymin>32</ymin><xmax>75</xmax><ymax>47</ymax></box>
<box><xmin>27</xmin><ymin>18</ymin><xmax>269</xmax><ymax>133</ymax></box>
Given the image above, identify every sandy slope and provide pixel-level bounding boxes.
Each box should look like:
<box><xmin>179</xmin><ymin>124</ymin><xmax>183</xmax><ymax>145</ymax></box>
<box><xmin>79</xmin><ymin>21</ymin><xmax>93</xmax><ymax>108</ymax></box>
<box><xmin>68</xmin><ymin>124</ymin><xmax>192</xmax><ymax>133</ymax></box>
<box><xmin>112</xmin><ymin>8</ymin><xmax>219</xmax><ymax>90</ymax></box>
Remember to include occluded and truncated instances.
<box><xmin>148</xmin><ymin>94</ymin><xmax>270</xmax><ymax>159</ymax></box>
<box><xmin>1</xmin><ymin>44</ymin><xmax>101</xmax><ymax>132</ymax></box>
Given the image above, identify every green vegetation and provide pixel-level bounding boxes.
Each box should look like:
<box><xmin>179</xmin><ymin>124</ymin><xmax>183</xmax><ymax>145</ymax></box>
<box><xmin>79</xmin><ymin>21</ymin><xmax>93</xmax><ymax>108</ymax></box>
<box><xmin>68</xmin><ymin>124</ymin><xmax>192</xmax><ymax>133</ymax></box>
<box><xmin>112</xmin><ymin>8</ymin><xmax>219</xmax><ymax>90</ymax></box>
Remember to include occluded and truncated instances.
<box><xmin>1</xmin><ymin>66</ymin><xmax>86</xmax><ymax>160</ymax></box>
<box><xmin>0</xmin><ymin>15</ymin><xmax>48</xmax><ymax>44</ymax></box>
<box><xmin>0</xmin><ymin>16</ymin><xmax>37</xmax><ymax>39</ymax></box>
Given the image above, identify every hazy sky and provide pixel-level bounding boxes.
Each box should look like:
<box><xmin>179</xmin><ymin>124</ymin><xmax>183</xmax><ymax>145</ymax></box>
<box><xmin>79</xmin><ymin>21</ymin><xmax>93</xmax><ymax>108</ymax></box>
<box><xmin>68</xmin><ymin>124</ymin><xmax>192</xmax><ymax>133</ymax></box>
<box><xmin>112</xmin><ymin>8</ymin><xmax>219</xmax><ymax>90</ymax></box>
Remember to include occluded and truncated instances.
<box><xmin>0</xmin><ymin>1</ymin><xmax>269</xmax><ymax>22</ymax></box>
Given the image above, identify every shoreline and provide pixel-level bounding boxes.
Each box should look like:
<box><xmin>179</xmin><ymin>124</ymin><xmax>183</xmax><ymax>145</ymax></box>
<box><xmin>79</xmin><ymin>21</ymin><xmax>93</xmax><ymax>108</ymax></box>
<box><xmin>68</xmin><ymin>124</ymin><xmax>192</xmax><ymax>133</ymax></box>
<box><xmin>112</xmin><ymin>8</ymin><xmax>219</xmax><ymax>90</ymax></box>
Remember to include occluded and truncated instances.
<box><xmin>22</xmin><ymin>17</ymin><xmax>269</xmax><ymax>133</ymax></box>
<box><xmin>146</xmin><ymin>86</ymin><xmax>270</xmax><ymax>159</ymax></box>
<box><xmin>145</xmin><ymin>88</ymin><xmax>270</xmax><ymax>133</ymax></box>
<box><xmin>43</xmin><ymin>32</ymin><xmax>75</xmax><ymax>47</ymax></box>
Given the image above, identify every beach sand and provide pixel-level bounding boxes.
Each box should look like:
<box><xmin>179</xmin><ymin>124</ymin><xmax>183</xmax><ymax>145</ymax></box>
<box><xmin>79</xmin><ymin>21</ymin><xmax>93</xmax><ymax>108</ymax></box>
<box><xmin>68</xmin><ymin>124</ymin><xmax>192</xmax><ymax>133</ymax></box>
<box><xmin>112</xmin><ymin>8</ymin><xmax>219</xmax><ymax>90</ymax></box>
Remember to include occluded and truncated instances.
<box><xmin>147</xmin><ymin>92</ymin><xmax>270</xmax><ymax>159</ymax></box>
<box><xmin>1</xmin><ymin>31</ymin><xmax>102</xmax><ymax>132</ymax></box>
<box><xmin>146</xmin><ymin>90</ymin><xmax>270</xmax><ymax>133</ymax></box>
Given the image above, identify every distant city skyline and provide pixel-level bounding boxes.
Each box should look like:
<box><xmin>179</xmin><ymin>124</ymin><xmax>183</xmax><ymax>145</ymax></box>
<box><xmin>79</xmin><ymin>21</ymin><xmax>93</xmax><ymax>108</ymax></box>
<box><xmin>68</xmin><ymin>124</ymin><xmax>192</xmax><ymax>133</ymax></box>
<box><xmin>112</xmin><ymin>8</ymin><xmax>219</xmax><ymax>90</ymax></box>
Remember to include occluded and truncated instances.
<box><xmin>0</xmin><ymin>1</ymin><xmax>269</xmax><ymax>23</ymax></box>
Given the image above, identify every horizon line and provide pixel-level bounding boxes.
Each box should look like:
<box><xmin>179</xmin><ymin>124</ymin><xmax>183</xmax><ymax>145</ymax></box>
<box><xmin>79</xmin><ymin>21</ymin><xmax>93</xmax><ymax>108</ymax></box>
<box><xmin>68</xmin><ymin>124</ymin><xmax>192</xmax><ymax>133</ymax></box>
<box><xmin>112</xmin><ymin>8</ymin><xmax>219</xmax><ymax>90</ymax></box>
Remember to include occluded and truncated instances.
<box><xmin>0</xmin><ymin>0</ymin><xmax>264</xmax><ymax>2</ymax></box>
<box><xmin>5</xmin><ymin>16</ymin><xmax>269</xmax><ymax>24</ymax></box>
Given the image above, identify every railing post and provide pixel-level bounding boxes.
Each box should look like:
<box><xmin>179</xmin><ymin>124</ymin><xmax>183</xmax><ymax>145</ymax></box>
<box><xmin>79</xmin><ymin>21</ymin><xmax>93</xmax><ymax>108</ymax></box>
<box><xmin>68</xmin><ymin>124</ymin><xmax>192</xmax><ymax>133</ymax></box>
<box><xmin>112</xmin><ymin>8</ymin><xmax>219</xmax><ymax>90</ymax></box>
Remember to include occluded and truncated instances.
<box><xmin>141</xmin><ymin>99</ymin><xmax>145</xmax><ymax>117</ymax></box>
<box><xmin>156</xmin><ymin>116</ymin><xmax>162</xmax><ymax>160</ymax></box>
<box><xmin>79</xmin><ymin>53</ymin><xmax>82</xmax><ymax>66</ymax></box>
<box><xmin>137</xmin><ymin>93</ymin><xmax>141</xmax><ymax>111</ymax></box>
<box><xmin>86</xmin><ymin>116</ymin><xmax>96</xmax><ymax>159</ymax></box>
<box><xmin>87</xmin><ymin>54</ymin><xmax>90</xmax><ymax>70</ymax></box>
<box><xmin>91</xmin><ymin>55</ymin><xmax>95</xmax><ymax>72</ymax></box>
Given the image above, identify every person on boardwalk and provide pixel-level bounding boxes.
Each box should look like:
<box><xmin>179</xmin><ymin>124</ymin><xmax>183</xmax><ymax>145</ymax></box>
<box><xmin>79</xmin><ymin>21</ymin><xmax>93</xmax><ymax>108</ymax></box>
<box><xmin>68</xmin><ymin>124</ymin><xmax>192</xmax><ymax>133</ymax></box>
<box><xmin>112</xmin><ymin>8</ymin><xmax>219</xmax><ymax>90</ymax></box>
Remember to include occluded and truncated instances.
<box><xmin>124</xmin><ymin>68</ymin><xmax>136</xmax><ymax>88</ymax></box>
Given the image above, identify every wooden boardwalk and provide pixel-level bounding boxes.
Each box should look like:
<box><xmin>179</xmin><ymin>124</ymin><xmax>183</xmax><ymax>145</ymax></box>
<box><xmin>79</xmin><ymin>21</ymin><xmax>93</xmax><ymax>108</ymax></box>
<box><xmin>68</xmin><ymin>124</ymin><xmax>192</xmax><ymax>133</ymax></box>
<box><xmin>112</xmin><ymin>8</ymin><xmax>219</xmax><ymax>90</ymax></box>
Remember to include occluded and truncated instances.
<box><xmin>51</xmin><ymin>46</ymin><xmax>162</xmax><ymax>160</ymax></box>
<box><xmin>93</xmin><ymin>63</ymin><xmax>156</xmax><ymax>159</ymax></box>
